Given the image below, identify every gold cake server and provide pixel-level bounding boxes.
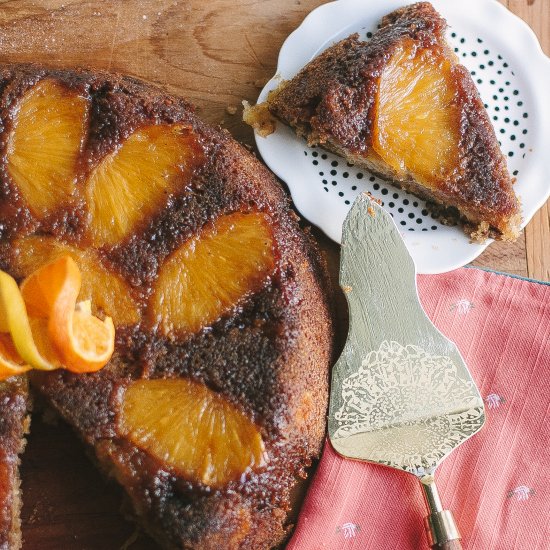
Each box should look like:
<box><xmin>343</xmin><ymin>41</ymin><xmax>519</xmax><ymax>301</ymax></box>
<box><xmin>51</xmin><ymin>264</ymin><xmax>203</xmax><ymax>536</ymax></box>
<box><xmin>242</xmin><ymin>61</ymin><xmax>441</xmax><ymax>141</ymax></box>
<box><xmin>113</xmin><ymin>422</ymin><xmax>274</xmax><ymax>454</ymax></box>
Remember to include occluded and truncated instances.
<box><xmin>328</xmin><ymin>194</ymin><xmax>486</xmax><ymax>550</ymax></box>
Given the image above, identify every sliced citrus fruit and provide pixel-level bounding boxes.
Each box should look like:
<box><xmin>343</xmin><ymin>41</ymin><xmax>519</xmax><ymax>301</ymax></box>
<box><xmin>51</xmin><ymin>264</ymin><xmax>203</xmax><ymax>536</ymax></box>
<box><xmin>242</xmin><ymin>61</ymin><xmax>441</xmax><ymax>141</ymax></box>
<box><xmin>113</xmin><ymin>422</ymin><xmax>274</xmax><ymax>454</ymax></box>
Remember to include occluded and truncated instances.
<box><xmin>373</xmin><ymin>41</ymin><xmax>460</xmax><ymax>185</ymax></box>
<box><xmin>20</xmin><ymin>255</ymin><xmax>80</xmax><ymax>369</ymax></box>
<box><xmin>0</xmin><ymin>334</ymin><xmax>31</xmax><ymax>381</ymax></box>
<box><xmin>149</xmin><ymin>212</ymin><xmax>275</xmax><ymax>336</ymax></box>
<box><xmin>120</xmin><ymin>379</ymin><xmax>266</xmax><ymax>488</ymax></box>
<box><xmin>6</xmin><ymin>79</ymin><xmax>89</xmax><ymax>218</ymax></box>
<box><xmin>14</xmin><ymin>235</ymin><xmax>140</xmax><ymax>326</ymax></box>
<box><xmin>86</xmin><ymin>124</ymin><xmax>203</xmax><ymax>246</ymax></box>
<box><xmin>0</xmin><ymin>270</ymin><xmax>54</xmax><ymax>370</ymax></box>
<box><xmin>27</xmin><ymin>318</ymin><xmax>62</xmax><ymax>367</ymax></box>
<box><xmin>21</xmin><ymin>256</ymin><xmax>115</xmax><ymax>373</ymax></box>
<box><xmin>57</xmin><ymin>308</ymin><xmax>115</xmax><ymax>373</ymax></box>
<box><xmin>20</xmin><ymin>252</ymin><xmax>81</xmax><ymax>319</ymax></box>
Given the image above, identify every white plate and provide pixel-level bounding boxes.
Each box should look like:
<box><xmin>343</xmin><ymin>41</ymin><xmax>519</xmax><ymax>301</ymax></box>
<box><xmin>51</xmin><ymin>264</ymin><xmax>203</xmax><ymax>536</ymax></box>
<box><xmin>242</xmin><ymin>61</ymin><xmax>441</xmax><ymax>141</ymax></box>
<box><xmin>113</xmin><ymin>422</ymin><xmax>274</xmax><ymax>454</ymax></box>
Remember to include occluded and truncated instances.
<box><xmin>254</xmin><ymin>0</ymin><xmax>550</xmax><ymax>274</ymax></box>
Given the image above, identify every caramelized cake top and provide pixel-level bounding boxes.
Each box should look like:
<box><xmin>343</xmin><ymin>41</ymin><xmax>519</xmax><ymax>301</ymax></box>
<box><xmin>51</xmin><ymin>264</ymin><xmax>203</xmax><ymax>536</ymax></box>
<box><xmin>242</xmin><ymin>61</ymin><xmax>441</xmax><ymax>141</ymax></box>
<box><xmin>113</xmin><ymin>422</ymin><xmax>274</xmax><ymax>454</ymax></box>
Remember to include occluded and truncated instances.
<box><xmin>0</xmin><ymin>65</ymin><xmax>333</xmax><ymax>549</ymax></box>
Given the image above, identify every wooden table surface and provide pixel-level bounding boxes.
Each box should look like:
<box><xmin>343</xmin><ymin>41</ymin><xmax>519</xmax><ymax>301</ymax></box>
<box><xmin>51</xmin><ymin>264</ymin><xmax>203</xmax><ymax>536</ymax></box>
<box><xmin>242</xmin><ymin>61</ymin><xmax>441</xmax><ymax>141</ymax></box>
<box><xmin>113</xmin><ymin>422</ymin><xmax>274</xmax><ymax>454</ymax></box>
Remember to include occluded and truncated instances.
<box><xmin>0</xmin><ymin>0</ymin><xmax>547</xmax><ymax>548</ymax></box>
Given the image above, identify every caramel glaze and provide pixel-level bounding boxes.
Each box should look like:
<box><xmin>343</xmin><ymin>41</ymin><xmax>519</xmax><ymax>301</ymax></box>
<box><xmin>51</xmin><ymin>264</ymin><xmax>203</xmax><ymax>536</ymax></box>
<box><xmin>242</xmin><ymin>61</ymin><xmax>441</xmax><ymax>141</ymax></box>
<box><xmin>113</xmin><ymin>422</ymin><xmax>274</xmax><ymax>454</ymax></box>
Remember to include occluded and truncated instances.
<box><xmin>0</xmin><ymin>65</ymin><xmax>333</xmax><ymax>549</ymax></box>
<box><xmin>267</xmin><ymin>2</ymin><xmax>521</xmax><ymax>240</ymax></box>
<box><xmin>0</xmin><ymin>377</ymin><xmax>29</xmax><ymax>550</ymax></box>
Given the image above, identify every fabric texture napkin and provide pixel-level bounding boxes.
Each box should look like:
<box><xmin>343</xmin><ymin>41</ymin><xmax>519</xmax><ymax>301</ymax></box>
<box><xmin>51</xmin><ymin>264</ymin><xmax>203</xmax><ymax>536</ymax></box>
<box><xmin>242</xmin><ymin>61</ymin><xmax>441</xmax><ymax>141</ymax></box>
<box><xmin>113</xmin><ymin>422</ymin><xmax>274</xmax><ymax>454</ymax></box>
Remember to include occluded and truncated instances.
<box><xmin>288</xmin><ymin>267</ymin><xmax>549</xmax><ymax>550</ymax></box>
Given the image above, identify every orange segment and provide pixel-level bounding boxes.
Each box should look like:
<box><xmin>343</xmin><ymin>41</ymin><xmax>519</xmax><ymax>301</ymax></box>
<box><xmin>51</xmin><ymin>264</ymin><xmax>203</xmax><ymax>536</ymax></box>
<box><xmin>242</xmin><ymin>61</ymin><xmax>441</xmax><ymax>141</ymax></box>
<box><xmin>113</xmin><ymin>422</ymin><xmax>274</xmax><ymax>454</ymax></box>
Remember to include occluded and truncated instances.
<box><xmin>0</xmin><ymin>270</ymin><xmax>54</xmax><ymax>370</ymax></box>
<box><xmin>14</xmin><ymin>236</ymin><xmax>140</xmax><ymax>326</ymax></box>
<box><xmin>58</xmin><ymin>309</ymin><xmax>115</xmax><ymax>373</ymax></box>
<box><xmin>149</xmin><ymin>212</ymin><xmax>275</xmax><ymax>336</ymax></box>
<box><xmin>21</xmin><ymin>256</ymin><xmax>115</xmax><ymax>373</ymax></box>
<box><xmin>6</xmin><ymin>79</ymin><xmax>89</xmax><ymax>217</ymax></box>
<box><xmin>0</xmin><ymin>334</ymin><xmax>31</xmax><ymax>381</ymax></box>
<box><xmin>120</xmin><ymin>379</ymin><xmax>266</xmax><ymax>488</ymax></box>
<box><xmin>373</xmin><ymin>41</ymin><xmax>460</xmax><ymax>186</ymax></box>
<box><xmin>86</xmin><ymin>124</ymin><xmax>203</xmax><ymax>246</ymax></box>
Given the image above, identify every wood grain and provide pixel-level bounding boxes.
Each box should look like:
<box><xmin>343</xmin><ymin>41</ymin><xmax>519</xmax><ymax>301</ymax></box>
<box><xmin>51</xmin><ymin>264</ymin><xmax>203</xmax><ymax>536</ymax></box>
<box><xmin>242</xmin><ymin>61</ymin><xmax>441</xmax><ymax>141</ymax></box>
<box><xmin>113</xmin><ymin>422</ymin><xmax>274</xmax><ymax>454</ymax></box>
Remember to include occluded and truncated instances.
<box><xmin>0</xmin><ymin>0</ymin><xmax>543</xmax><ymax>548</ymax></box>
<box><xmin>498</xmin><ymin>0</ymin><xmax>550</xmax><ymax>280</ymax></box>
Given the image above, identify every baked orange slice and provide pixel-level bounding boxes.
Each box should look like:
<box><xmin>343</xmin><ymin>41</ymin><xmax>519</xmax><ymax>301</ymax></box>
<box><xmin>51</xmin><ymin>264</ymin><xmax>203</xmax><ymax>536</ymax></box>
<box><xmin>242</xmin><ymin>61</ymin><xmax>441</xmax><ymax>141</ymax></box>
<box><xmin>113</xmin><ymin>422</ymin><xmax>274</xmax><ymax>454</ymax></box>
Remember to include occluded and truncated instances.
<box><xmin>120</xmin><ymin>379</ymin><xmax>266</xmax><ymax>488</ymax></box>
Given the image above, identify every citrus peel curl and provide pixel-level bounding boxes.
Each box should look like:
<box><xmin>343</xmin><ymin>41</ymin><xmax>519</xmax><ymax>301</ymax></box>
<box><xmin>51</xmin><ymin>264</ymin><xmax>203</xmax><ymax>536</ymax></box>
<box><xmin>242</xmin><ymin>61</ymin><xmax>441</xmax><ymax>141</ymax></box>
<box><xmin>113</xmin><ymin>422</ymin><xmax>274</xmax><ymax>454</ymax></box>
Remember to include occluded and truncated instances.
<box><xmin>0</xmin><ymin>256</ymin><xmax>115</xmax><ymax>380</ymax></box>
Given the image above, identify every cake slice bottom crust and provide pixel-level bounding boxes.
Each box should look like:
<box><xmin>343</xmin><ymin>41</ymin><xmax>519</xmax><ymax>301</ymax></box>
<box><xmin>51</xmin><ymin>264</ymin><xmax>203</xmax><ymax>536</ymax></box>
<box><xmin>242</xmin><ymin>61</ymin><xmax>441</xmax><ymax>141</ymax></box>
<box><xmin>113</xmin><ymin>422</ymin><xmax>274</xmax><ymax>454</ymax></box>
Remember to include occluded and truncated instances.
<box><xmin>0</xmin><ymin>377</ymin><xmax>30</xmax><ymax>550</ymax></box>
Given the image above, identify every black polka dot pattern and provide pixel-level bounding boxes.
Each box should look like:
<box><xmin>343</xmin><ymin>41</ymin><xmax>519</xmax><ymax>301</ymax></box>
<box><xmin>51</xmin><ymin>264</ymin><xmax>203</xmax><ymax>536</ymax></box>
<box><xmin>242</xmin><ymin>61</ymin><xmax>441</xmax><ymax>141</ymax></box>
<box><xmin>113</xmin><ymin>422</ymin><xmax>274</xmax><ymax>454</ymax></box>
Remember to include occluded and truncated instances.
<box><xmin>300</xmin><ymin>28</ymin><xmax>529</xmax><ymax>233</ymax></box>
<box><xmin>449</xmin><ymin>32</ymin><xmax>529</xmax><ymax>168</ymax></box>
<box><xmin>303</xmin><ymin>149</ymin><xmax>434</xmax><ymax>231</ymax></box>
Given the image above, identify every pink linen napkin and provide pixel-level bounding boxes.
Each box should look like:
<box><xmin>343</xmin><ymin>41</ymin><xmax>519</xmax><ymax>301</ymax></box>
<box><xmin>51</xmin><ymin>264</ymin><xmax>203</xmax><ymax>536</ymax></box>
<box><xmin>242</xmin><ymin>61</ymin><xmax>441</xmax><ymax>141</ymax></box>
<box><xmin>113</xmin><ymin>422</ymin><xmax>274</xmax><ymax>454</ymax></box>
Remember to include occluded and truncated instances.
<box><xmin>288</xmin><ymin>267</ymin><xmax>550</xmax><ymax>550</ymax></box>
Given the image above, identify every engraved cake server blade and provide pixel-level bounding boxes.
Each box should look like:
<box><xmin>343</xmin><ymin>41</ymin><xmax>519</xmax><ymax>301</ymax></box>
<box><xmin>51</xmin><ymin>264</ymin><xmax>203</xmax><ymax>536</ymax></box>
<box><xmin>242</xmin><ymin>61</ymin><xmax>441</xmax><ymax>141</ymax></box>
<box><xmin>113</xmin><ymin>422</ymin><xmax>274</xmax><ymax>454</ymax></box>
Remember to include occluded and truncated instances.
<box><xmin>328</xmin><ymin>194</ymin><xmax>486</xmax><ymax>550</ymax></box>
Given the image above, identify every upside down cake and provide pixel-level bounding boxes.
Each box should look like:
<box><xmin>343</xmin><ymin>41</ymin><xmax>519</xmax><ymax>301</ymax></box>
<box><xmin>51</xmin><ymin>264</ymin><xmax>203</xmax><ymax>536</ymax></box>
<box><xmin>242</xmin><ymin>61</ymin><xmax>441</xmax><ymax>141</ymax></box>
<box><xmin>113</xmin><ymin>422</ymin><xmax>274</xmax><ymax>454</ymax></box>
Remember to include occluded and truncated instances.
<box><xmin>247</xmin><ymin>2</ymin><xmax>521</xmax><ymax>241</ymax></box>
<box><xmin>0</xmin><ymin>65</ymin><xmax>333</xmax><ymax>549</ymax></box>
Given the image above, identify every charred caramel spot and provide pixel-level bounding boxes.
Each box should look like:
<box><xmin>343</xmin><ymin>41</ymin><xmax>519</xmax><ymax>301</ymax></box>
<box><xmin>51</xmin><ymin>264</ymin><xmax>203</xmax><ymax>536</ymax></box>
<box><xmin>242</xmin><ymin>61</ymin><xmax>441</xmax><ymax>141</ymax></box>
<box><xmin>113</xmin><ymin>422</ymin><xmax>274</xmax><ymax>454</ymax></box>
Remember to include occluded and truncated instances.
<box><xmin>85</xmin><ymin>124</ymin><xmax>203</xmax><ymax>247</ymax></box>
<box><xmin>6</xmin><ymin>79</ymin><xmax>89</xmax><ymax>218</ymax></box>
<box><xmin>149</xmin><ymin>212</ymin><xmax>275</xmax><ymax>336</ymax></box>
<box><xmin>120</xmin><ymin>379</ymin><xmax>266</xmax><ymax>488</ymax></box>
<box><xmin>373</xmin><ymin>41</ymin><xmax>460</xmax><ymax>187</ymax></box>
<box><xmin>13</xmin><ymin>236</ymin><xmax>140</xmax><ymax>326</ymax></box>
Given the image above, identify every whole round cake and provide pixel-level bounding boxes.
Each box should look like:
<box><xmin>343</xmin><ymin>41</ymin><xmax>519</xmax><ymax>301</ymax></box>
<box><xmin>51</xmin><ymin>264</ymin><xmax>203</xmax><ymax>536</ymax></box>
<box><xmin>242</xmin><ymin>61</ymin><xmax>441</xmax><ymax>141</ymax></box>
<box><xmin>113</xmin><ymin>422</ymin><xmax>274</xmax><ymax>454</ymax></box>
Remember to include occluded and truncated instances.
<box><xmin>0</xmin><ymin>65</ymin><xmax>333</xmax><ymax>549</ymax></box>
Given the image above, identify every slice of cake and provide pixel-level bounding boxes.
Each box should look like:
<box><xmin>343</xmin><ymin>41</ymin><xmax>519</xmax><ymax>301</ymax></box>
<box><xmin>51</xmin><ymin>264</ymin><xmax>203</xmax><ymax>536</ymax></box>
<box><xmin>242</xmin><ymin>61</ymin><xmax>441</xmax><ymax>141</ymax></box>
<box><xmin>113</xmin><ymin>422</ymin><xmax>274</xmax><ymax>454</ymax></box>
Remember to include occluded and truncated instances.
<box><xmin>0</xmin><ymin>65</ymin><xmax>333</xmax><ymax>549</ymax></box>
<box><xmin>249</xmin><ymin>2</ymin><xmax>521</xmax><ymax>241</ymax></box>
<box><xmin>0</xmin><ymin>377</ymin><xmax>29</xmax><ymax>550</ymax></box>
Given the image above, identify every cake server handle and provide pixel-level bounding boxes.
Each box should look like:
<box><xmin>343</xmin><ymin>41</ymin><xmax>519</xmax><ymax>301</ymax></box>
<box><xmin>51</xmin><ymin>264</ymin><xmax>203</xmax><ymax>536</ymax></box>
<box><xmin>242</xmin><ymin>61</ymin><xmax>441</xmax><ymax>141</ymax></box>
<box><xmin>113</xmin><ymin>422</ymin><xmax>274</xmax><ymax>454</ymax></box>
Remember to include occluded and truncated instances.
<box><xmin>421</xmin><ymin>476</ymin><xmax>463</xmax><ymax>550</ymax></box>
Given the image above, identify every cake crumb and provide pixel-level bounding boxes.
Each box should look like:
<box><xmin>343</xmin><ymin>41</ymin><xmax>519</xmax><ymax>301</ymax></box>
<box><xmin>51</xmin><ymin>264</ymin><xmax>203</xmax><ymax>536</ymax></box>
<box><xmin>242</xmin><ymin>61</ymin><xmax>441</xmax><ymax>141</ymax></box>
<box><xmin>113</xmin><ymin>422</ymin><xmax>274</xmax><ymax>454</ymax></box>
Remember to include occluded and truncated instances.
<box><xmin>226</xmin><ymin>105</ymin><xmax>237</xmax><ymax>115</ymax></box>
<box><xmin>242</xmin><ymin>101</ymin><xmax>276</xmax><ymax>137</ymax></box>
<box><xmin>367</xmin><ymin>206</ymin><xmax>376</xmax><ymax>217</ymax></box>
<box><xmin>342</xmin><ymin>285</ymin><xmax>353</xmax><ymax>293</ymax></box>
<box><xmin>469</xmin><ymin>221</ymin><xmax>490</xmax><ymax>243</ymax></box>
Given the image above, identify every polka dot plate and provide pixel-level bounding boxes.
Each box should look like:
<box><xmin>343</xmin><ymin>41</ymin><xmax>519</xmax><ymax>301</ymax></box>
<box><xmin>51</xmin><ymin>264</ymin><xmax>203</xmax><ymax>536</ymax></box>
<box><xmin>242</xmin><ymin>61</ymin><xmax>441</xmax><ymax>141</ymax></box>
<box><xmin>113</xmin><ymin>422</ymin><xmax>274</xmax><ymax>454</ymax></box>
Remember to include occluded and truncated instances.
<box><xmin>254</xmin><ymin>0</ymin><xmax>550</xmax><ymax>274</ymax></box>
